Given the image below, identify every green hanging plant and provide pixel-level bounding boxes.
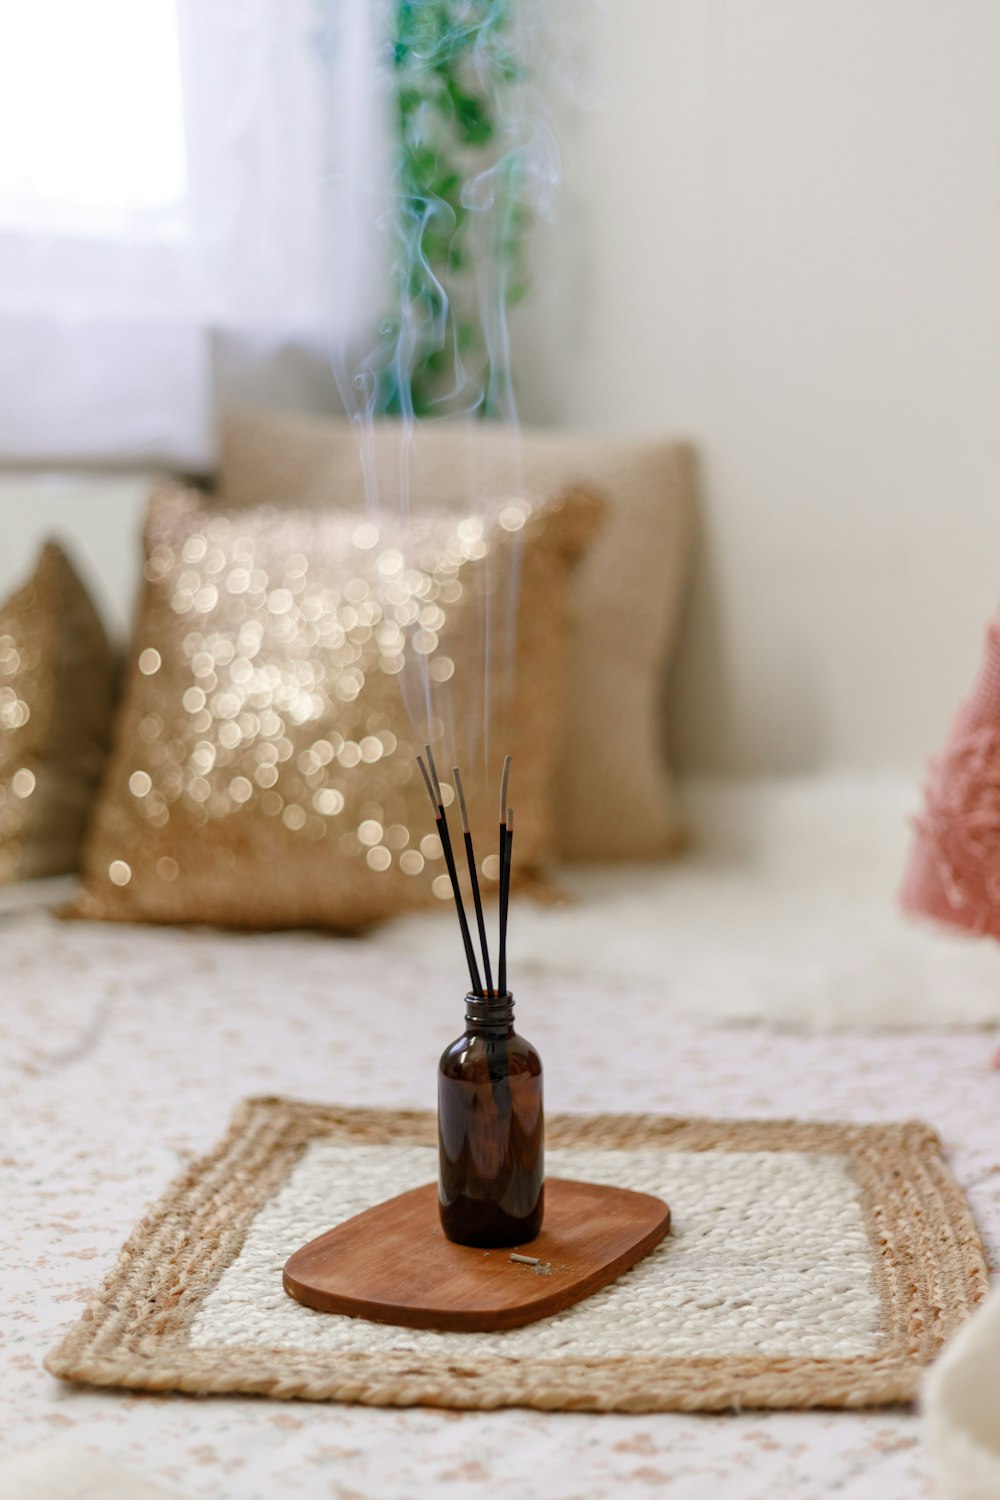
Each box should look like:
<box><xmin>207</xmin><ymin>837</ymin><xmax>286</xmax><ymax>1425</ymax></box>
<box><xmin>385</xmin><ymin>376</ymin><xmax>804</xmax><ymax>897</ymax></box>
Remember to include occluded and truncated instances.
<box><xmin>379</xmin><ymin>0</ymin><xmax>533</xmax><ymax>418</ymax></box>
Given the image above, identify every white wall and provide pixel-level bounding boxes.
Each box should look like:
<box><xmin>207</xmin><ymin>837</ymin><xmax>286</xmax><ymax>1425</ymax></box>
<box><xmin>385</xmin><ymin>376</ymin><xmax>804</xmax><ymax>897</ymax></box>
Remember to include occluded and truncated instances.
<box><xmin>513</xmin><ymin>0</ymin><xmax>1000</xmax><ymax>773</ymax></box>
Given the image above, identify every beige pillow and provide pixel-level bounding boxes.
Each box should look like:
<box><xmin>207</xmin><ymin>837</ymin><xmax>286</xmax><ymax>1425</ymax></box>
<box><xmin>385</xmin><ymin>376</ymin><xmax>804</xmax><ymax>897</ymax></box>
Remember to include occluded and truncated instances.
<box><xmin>75</xmin><ymin>485</ymin><xmax>600</xmax><ymax>930</ymax></box>
<box><xmin>219</xmin><ymin>411</ymin><xmax>695</xmax><ymax>860</ymax></box>
<box><xmin>0</xmin><ymin>541</ymin><xmax>116</xmax><ymax>882</ymax></box>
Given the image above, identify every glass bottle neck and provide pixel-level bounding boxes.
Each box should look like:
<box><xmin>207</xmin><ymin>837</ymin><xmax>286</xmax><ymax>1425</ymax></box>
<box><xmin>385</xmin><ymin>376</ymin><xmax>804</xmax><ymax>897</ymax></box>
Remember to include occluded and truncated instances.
<box><xmin>464</xmin><ymin>992</ymin><xmax>514</xmax><ymax>1037</ymax></box>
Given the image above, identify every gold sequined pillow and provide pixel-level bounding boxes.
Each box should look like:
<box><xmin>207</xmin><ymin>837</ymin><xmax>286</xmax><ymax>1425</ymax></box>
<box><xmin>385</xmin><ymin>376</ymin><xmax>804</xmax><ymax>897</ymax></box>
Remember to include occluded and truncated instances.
<box><xmin>75</xmin><ymin>486</ymin><xmax>600</xmax><ymax>930</ymax></box>
<box><xmin>0</xmin><ymin>542</ymin><xmax>116</xmax><ymax>883</ymax></box>
<box><xmin>220</xmin><ymin>412</ymin><xmax>697</xmax><ymax>860</ymax></box>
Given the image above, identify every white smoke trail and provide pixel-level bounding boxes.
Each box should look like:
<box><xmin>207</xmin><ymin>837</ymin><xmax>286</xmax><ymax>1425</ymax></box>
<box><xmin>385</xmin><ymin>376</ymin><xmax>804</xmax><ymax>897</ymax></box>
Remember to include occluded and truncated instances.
<box><xmin>322</xmin><ymin>0</ymin><xmax>573</xmax><ymax>791</ymax></box>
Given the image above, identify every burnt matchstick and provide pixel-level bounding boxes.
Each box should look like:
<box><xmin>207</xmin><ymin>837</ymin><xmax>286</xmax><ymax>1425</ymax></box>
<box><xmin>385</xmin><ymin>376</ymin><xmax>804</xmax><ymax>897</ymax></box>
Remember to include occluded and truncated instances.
<box><xmin>453</xmin><ymin>766</ymin><xmax>494</xmax><ymax>998</ymax></box>
<box><xmin>418</xmin><ymin>749</ymin><xmax>483</xmax><ymax>997</ymax></box>
<box><xmin>498</xmin><ymin>796</ymin><xmax>514</xmax><ymax>999</ymax></box>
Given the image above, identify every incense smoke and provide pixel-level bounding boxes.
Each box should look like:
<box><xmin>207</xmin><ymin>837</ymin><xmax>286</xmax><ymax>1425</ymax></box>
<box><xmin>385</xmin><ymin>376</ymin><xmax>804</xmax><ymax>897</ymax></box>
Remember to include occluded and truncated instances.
<box><xmin>333</xmin><ymin>0</ymin><xmax>562</xmax><ymax>433</ymax></box>
<box><xmin>323</xmin><ymin>0</ymin><xmax>567</xmax><ymax>784</ymax></box>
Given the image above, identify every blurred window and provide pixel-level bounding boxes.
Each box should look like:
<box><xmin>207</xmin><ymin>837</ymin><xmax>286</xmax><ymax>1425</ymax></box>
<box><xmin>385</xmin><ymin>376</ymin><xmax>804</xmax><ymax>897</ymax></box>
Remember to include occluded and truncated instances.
<box><xmin>0</xmin><ymin>0</ymin><xmax>352</xmax><ymax>467</ymax></box>
<box><xmin>0</xmin><ymin>0</ymin><xmax>188</xmax><ymax>237</ymax></box>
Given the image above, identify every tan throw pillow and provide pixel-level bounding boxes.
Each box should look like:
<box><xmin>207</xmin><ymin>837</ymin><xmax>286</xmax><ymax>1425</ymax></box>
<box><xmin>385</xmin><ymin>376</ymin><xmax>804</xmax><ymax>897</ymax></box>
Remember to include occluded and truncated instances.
<box><xmin>219</xmin><ymin>411</ymin><xmax>695</xmax><ymax>860</ymax></box>
<box><xmin>75</xmin><ymin>485</ymin><xmax>600</xmax><ymax>930</ymax></box>
<box><xmin>0</xmin><ymin>541</ymin><xmax>116</xmax><ymax>882</ymax></box>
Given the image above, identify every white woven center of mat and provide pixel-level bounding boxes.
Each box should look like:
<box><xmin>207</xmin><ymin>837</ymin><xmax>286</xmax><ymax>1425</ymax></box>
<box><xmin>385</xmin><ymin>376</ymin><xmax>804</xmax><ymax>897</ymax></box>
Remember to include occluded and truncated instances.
<box><xmin>190</xmin><ymin>1145</ymin><xmax>881</xmax><ymax>1359</ymax></box>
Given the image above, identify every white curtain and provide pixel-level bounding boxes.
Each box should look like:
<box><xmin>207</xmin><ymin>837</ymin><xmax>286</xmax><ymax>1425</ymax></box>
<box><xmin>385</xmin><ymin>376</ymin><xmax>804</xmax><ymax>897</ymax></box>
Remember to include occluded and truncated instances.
<box><xmin>0</xmin><ymin>0</ymin><xmax>371</xmax><ymax>470</ymax></box>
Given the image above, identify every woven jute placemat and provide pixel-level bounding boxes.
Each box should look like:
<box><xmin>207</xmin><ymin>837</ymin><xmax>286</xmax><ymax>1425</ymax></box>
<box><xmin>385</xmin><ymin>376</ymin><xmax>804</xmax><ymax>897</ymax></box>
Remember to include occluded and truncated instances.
<box><xmin>46</xmin><ymin>1098</ymin><xmax>988</xmax><ymax>1413</ymax></box>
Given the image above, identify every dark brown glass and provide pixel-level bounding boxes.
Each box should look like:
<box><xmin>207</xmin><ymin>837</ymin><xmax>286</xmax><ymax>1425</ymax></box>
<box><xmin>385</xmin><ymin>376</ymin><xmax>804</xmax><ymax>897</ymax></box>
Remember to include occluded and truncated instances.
<box><xmin>437</xmin><ymin>993</ymin><xmax>544</xmax><ymax>1248</ymax></box>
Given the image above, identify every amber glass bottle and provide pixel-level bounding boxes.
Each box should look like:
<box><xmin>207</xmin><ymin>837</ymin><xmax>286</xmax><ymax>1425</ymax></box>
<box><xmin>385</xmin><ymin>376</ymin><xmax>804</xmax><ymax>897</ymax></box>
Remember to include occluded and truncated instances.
<box><xmin>437</xmin><ymin>992</ymin><xmax>544</xmax><ymax>1248</ymax></box>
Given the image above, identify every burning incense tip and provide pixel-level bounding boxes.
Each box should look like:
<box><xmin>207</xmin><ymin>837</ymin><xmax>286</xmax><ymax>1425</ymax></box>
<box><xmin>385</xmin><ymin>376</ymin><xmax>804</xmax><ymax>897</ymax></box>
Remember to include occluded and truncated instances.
<box><xmin>452</xmin><ymin>766</ymin><xmax>471</xmax><ymax>833</ymax></box>
<box><xmin>424</xmin><ymin>743</ymin><xmax>442</xmax><ymax>803</ymax></box>
<box><xmin>509</xmin><ymin>1253</ymin><xmax>540</xmax><ymax>1265</ymax></box>
<box><xmin>499</xmin><ymin>754</ymin><xmax>512</xmax><ymax>823</ymax></box>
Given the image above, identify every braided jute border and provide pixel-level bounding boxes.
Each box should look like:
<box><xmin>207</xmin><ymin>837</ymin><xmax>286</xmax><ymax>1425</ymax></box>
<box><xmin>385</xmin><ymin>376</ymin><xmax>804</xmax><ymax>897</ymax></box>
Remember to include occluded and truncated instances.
<box><xmin>45</xmin><ymin>1099</ymin><xmax>989</xmax><ymax>1412</ymax></box>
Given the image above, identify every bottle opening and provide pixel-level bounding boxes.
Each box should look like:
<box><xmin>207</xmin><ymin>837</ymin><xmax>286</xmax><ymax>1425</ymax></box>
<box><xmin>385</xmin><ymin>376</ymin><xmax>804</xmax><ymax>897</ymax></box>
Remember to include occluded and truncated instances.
<box><xmin>464</xmin><ymin>991</ymin><xmax>514</xmax><ymax>1029</ymax></box>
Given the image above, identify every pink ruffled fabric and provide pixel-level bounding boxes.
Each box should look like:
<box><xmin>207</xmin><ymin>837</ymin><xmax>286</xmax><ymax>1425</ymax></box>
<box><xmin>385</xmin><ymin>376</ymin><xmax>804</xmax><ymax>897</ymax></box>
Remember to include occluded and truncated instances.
<box><xmin>902</xmin><ymin>618</ymin><xmax>1000</xmax><ymax>939</ymax></box>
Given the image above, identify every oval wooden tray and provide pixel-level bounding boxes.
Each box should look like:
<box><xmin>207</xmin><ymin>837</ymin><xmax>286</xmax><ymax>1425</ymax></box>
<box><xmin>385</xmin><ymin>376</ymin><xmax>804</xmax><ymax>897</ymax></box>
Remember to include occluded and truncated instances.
<box><xmin>283</xmin><ymin>1177</ymin><xmax>671</xmax><ymax>1332</ymax></box>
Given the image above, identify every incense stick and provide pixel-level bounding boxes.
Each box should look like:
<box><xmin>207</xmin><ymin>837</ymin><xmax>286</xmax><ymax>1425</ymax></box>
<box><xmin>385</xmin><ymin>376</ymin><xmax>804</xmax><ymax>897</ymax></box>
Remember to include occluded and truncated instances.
<box><xmin>416</xmin><ymin>754</ymin><xmax>438</xmax><ymax>813</ymax></box>
<box><xmin>496</xmin><ymin>755</ymin><xmax>512</xmax><ymax>997</ymax></box>
<box><xmin>419</xmin><ymin>749</ymin><xmax>483</xmax><ymax>997</ymax></box>
<box><xmin>453</xmin><ymin>766</ymin><xmax>494</xmax><ymax>998</ymax></box>
<box><xmin>498</xmin><ymin>802</ymin><xmax>513</xmax><ymax>998</ymax></box>
<box><xmin>499</xmin><ymin>754</ymin><xmax>511</xmax><ymax>832</ymax></box>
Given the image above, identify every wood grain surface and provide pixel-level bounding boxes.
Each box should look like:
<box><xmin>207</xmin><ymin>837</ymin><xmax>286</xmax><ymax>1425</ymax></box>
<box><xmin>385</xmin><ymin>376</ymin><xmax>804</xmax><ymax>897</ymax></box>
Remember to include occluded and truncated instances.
<box><xmin>283</xmin><ymin>1177</ymin><xmax>671</xmax><ymax>1332</ymax></box>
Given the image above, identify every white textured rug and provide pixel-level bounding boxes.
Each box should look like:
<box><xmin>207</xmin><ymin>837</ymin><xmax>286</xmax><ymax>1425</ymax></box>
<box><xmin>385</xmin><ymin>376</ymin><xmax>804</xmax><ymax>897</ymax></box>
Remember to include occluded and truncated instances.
<box><xmin>192</xmin><ymin>1143</ymin><xmax>879</xmax><ymax>1363</ymax></box>
<box><xmin>5</xmin><ymin>775</ymin><xmax>1000</xmax><ymax>1028</ymax></box>
<box><xmin>11</xmin><ymin>965</ymin><xmax>999</xmax><ymax>1496</ymax></box>
<box><xmin>379</xmin><ymin>775</ymin><xmax>1000</xmax><ymax>1027</ymax></box>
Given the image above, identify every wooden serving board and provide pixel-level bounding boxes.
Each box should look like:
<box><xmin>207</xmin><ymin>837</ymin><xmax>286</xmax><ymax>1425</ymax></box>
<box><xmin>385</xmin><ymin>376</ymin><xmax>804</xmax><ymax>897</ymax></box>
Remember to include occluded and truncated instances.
<box><xmin>283</xmin><ymin>1178</ymin><xmax>671</xmax><ymax>1332</ymax></box>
